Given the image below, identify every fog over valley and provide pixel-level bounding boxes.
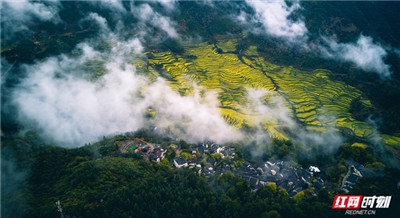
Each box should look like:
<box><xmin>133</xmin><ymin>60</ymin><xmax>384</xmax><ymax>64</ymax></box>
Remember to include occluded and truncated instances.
<box><xmin>1</xmin><ymin>1</ymin><xmax>400</xmax><ymax>217</ymax></box>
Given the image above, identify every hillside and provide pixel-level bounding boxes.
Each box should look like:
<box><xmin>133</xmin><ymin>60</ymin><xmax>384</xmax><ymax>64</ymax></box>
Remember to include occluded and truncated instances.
<box><xmin>141</xmin><ymin>38</ymin><xmax>400</xmax><ymax>153</ymax></box>
<box><xmin>2</xmin><ymin>1</ymin><xmax>400</xmax><ymax>217</ymax></box>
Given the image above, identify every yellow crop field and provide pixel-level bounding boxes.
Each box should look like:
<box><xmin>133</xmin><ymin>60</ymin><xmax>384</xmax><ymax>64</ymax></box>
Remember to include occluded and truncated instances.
<box><xmin>142</xmin><ymin>39</ymin><xmax>398</xmax><ymax>143</ymax></box>
<box><xmin>264</xmin><ymin>124</ymin><xmax>289</xmax><ymax>141</ymax></box>
<box><xmin>381</xmin><ymin>135</ymin><xmax>400</xmax><ymax>146</ymax></box>
<box><xmin>351</xmin><ymin>142</ymin><xmax>368</xmax><ymax>149</ymax></box>
<box><xmin>244</xmin><ymin>46</ymin><xmax>258</xmax><ymax>56</ymax></box>
<box><xmin>216</xmin><ymin>39</ymin><xmax>238</xmax><ymax>53</ymax></box>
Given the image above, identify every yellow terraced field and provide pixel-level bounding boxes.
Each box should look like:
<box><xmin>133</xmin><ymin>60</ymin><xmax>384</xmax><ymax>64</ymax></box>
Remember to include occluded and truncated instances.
<box><xmin>351</xmin><ymin>142</ymin><xmax>368</xmax><ymax>149</ymax></box>
<box><xmin>264</xmin><ymin>124</ymin><xmax>290</xmax><ymax>141</ymax></box>
<box><xmin>381</xmin><ymin>135</ymin><xmax>400</xmax><ymax>146</ymax></box>
<box><xmin>216</xmin><ymin>39</ymin><xmax>238</xmax><ymax>53</ymax></box>
<box><xmin>142</xmin><ymin>39</ymin><xmax>398</xmax><ymax>143</ymax></box>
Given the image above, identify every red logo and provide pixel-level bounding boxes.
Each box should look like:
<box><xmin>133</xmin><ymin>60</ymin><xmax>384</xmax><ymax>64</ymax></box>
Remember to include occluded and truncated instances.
<box><xmin>332</xmin><ymin>195</ymin><xmax>363</xmax><ymax>209</ymax></box>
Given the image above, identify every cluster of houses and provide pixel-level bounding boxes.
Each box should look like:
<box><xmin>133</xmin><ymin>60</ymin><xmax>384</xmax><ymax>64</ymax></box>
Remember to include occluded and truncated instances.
<box><xmin>114</xmin><ymin>138</ymin><xmax>368</xmax><ymax>197</ymax></box>
<box><xmin>114</xmin><ymin>138</ymin><xmax>368</xmax><ymax>196</ymax></box>
<box><xmin>220</xmin><ymin>160</ymin><xmax>324</xmax><ymax>196</ymax></box>
<box><xmin>172</xmin><ymin>142</ymin><xmax>325</xmax><ymax>196</ymax></box>
<box><xmin>173</xmin><ymin>143</ymin><xmax>236</xmax><ymax>175</ymax></box>
<box><xmin>115</xmin><ymin>139</ymin><xmax>167</xmax><ymax>163</ymax></box>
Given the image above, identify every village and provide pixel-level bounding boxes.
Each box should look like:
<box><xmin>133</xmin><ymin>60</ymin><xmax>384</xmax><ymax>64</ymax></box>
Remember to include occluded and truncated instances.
<box><xmin>115</xmin><ymin>138</ymin><xmax>363</xmax><ymax>196</ymax></box>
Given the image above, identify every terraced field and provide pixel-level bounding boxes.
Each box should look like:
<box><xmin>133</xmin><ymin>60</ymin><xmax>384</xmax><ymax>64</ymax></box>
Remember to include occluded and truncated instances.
<box><xmin>139</xmin><ymin>39</ymin><xmax>399</xmax><ymax>147</ymax></box>
<box><xmin>243</xmin><ymin>56</ymin><xmax>375</xmax><ymax>138</ymax></box>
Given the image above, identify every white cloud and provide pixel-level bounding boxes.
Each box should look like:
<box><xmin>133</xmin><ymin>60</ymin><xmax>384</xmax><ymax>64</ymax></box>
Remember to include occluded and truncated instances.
<box><xmin>244</xmin><ymin>88</ymin><xmax>343</xmax><ymax>158</ymax></box>
<box><xmin>13</xmin><ymin>51</ymin><xmax>145</xmax><ymax>147</ymax></box>
<box><xmin>1</xmin><ymin>0</ymin><xmax>61</xmax><ymax>40</ymax></box>
<box><xmin>245</xmin><ymin>89</ymin><xmax>296</xmax><ymax>129</ymax></box>
<box><xmin>12</xmin><ymin>38</ymin><xmax>238</xmax><ymax>147</ymax></box>
<box><xmin>238</xmin><ymin>1</ymin><xmax>392</xmax><ymax>77</ymax></box>
<box><xmin>244</xmin><ymin>0</ymin><xmax>308</xmax><ymax>42</ymax></box>
<box><xmin>2</xmin><ymin>0</ymin><xmax>60</xmax><ymax>21</ymax></box>
<box><xmin>91</xmin><ymin>0</ymin><xmax>126</xmax><ymax>13</ymax></box>
<box><xmin>141</xmin><ymin>81</ymin><xmax>242</xmax><ymax>143</ymax></box>
<box><xmin>132</xmin><ymin>4</ymin><xmax>180</xmax><ymax>39</ymax></box>
<box><xmin>320</xmin><ymin>35</ymin><xmax>391</xmax><ymax>77</ymax></box>
<box><xmin>155</xmin><ymin>0</ymin><xmax>178</xmax><ymax>12</ymax></box>
<box><xmin>2</xmin><ymin>1</ymin><xmax>373</xmax><ymax>154</ymax></box>
<box><xmin>153</xmin><ymin>15</ymin><xmax>180</xmax><ymax>39</ymax></box>
<box><xmin>86</xmin><ymin>12</ymin><xmax>110</xmax><ymax>32</ymax></box>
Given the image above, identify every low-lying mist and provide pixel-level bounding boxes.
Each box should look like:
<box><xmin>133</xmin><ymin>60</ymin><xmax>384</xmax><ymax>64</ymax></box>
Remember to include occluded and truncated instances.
<box><xmin>5</xmin><ymin>9</ymin><xmax>345</xmax><ymax>161</ymax></box>
<box><xmin>242</xmin><ymin>89</ymin><xmax>343</xmax><ymax>159</ymax></box>
<box><xmin>12</xmin><ymin>37</ymin><xmax>241</xmax><ymax>147</ymax></box>
<box><xmin>9</xmin><ymin>33</ymin><xmax>343</xmax><ymax>162</ymax></box>
<box><xmin>3</xmin><ymin>0</ymin><xmax>383</xmax><ymax>161</ymax></box>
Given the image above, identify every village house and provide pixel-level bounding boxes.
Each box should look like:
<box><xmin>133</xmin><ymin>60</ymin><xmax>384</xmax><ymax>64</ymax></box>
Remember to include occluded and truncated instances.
<box><xmin>173</xmin><ymin>157</ymin><xmax>188</xmax><ymax>168</ymax></box>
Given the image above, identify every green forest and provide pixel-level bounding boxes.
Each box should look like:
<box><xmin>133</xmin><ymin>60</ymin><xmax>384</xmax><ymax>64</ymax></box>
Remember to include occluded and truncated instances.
<box><xmin>2</xmin><ymin>1</ymin><xmax>400</xmax><ymax>217</ymax></box>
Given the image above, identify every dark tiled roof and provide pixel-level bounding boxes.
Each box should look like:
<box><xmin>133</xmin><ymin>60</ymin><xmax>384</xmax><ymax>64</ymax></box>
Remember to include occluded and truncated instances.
<box><xmin>175</xmin><ymin>157</ymin><xmax>186</xmax><ymax>165</ymax></box>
